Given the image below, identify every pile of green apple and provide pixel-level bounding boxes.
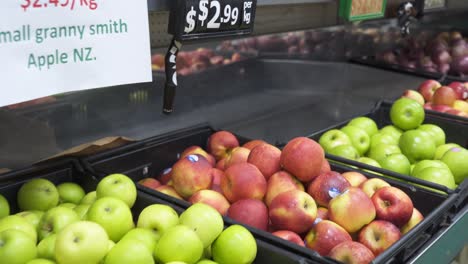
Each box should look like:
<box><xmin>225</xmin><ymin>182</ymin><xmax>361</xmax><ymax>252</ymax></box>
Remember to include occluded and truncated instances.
<box><xmin>319</xmin><ymin>97</ymin><xmax>468</xmax><ymax>189</ymax></box>
<box><xmin>0</xmin><ymin>173</ymin><xmax>257</xmax><ymax>264</ymax></box>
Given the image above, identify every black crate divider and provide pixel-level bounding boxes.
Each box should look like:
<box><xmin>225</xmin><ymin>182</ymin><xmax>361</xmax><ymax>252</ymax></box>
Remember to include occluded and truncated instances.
<box><xmin>80</xmin><ymin>124</ymin><xmax>460</xmax><ymax>264</ymax></box>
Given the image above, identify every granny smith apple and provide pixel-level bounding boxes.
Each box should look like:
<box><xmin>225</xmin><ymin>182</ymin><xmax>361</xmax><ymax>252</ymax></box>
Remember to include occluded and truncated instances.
<box><xmin>57</xmin><ymin>182</ymin><xmax>85</xmax><ymax>205</ymax></box>
<box><xmin>37</xmin><ymin>234</ymin><xmax>56</xmax><ymax>260</ymax></box>
<box><xmin>441</xmin><ymin>147</ymin><xmax>468</xmax><ymax>184</ymax></box>
<box><xmin>340</xmin><ymin>126</ymin><xmax>371</xmax><ymax>155</ymax></box>
<box><xmin>179</xmin><ymin>203</ymin><xmax>224</xmax><ymax>248</ymax></box>
<box><xmin>434</xmin><ymin>143</ymin><xmax>460</xmax><ymax>160</ymax></box>
<box><xmin>86</xmin><ymin>197</ymin><xmax>134</xmax><ymax>242</ymax></box>
<box><xmin>357</xmin><ymin>157</ymin><xmax>381</xmax><ymax>168</ymax></box>
<box><xmin>55</xmin><ymin>221</ymin><xmax>109</xmax><ymax>264</ymax></box>
<box><xmin>379</xmin><ymin>125</ymin><xmax>403</xmax><ymax>140</ymax></box>
<box><xmin>212</xmin><ymin>225</ymin><xmax>257</xmax><ymax>264</ymax></box>
<box><xmin>137</xmin><ymin>204</ymin><xmax>179</xmax><ymax>235</ymax></box>
<box><xmin>370</xmin><ymin>133</ymin><xmax>399</xmax><ymax>149</ymax></box>
<box><xmin>0</xmin><ymin>215</ymin><xmax>37</xmax><ymax>243</ymax></box>
<box><xmin>413</xmin><ymin>167</ymin><xmax>456</xmax><ymax>189</ymax></box>
<box><xmin>120</xmin><ymin>228</ymin><xmax>160</xmax><ymax>252</ymax></box>
<box><xmin>378</xmin><ymin>153</ymin><xmax>411</xmax><ymax>175</ymax></box>
<box><xmin>390</xmin><ymin>98</ymin><xmax>425</xmax><ymax>130</ymax></box>
<box><xmin>411</xmin><ymin>160</ymin><xmax>450</xmax><ymax>177</ymax></box>
<box><xmin>104</xmin><ymin>239</ymin><xmax>154</xmax><ymax>264</ymax></box>
<box><xmin>319</xmin><ymin>129</ymin><xmax>351</xmax><ymax>153</ymax></box>
<box><xmin>38</xmin><ymin>206</ymin><xmax>80</xmax><ymax>240</ymax></box>
<box><xmin>57</xmin><ymin>203</ymin><xmax>76</xmax><ymax>209</ymax></box>
<box><xmin>16</xmin><ymin>210</ymin><xmax>44</xmax><ymax>230</ymax></box>
<box><xmin>399</xmin><ymin>130</ymin><xmax>436</xmax><ymax>163</ymax></box>
<box><xmin>418</xmin><ymin>124</ymin><xmax>446</xmax><ymax>147</ymax></box>
<box><xmin>73</xmin><ymin>204</ymin><xmax>90</xmax><ymax>220</ymax></box>
<box><xmin>80</xmin><ymin>191</ymin><xmax>97</xmax><ymax>205</ymax></box>
<box><xmin>368</xmin><ymin>144</ymin><xmax>401</xmax><ymax>162</ymax></box>
<box><xmin>96</xmin><ymin>174</ymin><xmax>137</xmax><ymax>208</ymax></box>
<box><xmin>197</xmin><ymin>260</ymin><xmax>218</xmax><ymax>264</ymax></box>
<box><xmin>329</xmin><ymin>145</ymin><xmax>360</xmax><ymax>160</ymax></box>
<box><xmin>348</xmin><ymin>116</ymin><xmax>379</xmax><ymax>137</ymax></box>
<box><xmin>0</xmin><ymin>194</ymin><xmax>9</xmax><ymax>219</ymax></box>
<box><xmin>0</xmin><ymin>229</ymin><xmax>37</xmax><ymax>264</ymax></box>
<box><xmin>17</xmin><ymin>178</ymin><xmax>59</xmax><ymax>211</ymax></box>
<box><xmin>26</xmin><ymin>259</ymin><xmax>56</xmax><ymax>264</ymax></box>
<box><xmin>154</xmin><ymin>225</ymin><xmax>204</xmax><ymax>264</ymax></box>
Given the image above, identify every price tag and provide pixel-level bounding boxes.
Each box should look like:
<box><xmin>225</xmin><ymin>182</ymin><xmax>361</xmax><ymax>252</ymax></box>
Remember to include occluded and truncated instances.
<box><xmin>0</xmin><ymin>1</ymin><xmax>152</xmax><ymax>107</ymax></box>
<box><xmin>168</xmin><ymin>0</ymin><xmax>257</xmax><ymax>41</ymax></box>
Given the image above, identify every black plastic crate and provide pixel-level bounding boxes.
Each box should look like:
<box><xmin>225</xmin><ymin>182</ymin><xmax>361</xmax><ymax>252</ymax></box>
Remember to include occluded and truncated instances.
<box><xmin>81</xmin><ymin>124</ymin><xmax>459</xmax><ymax>264</ymax></box>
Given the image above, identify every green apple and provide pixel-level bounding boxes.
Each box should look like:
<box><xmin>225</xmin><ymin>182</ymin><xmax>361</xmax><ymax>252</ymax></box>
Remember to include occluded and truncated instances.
<box><xmin>399</xmin><ymin>130</ymin><xmax>436</xmax><ymax>163</ymax></box>
<box><xmin>197</xmin><ymin>260</ymin><xmax>218</xmax><ymax>264</ymax></box>
<box><xmin>38</xmin><ymin>206</ymin><xmax>80</xmax><ymax>240</ymax></box>
<box><xmin>37</xmin><ymin>234</ymin><xmax>56</xmax><ymax>260</ymax></box>
<box><xmin>86</xmin><ymin>197</ymin><xmax>134</xmax><ymax>242</ymax></box>
<box><xmin>179</xmin><ymin>203</ymin><xmax>224</xmax><ymax>248</ymax></box>
<box><xmin>55</xmin><ymin>221</ymin><xmax>109</xmax><ymax>264</ymax></box>
<box><xmin>57</xmin><ymin>182</ymin><xmax>85</xmax><ymax>204</ymax></box>
<box><xmin>26</xmin><ymin>259</ymin><xmax>56</xmax><ymax>264</ymax></box>
<box><xmin>73</xmin><ymin>204</ymin><xmax>90</xmax><ymax>220</ymax></box>
<box><xmin>411</xmin><ymin>160</ymin><xmax>450</xmax><ymax>177</ymax></box>
<box><xmin>107</xmin><ymin>240</ymin><xmax>115</xmax><ymax>252</ymax></box>
<box><xmin>17</xmin><ymin>178</ymin><xmax>59</xmax><ymax>211</ymax></box>
<box><xmin>357</xmin><ymin>157</ymin><xmax>381</xmax><ymax>168</ymax></box>
<box><xmin>104</xmin><ymin>239</ymin><xmax>154</xmax><ymax>264</ymax></box>
<box><xmin>390</xmin><ymin>98</ymin><xmax>425</xmax><ymax>130</ymax></box>
<box><xmin>340</xmin><ymin>126</ymin><xmax>370</xmax><ymax>155</ymax></box>
<box><xmin>96</xmin><ymin>174</ymin><xmax>137</xmax><ymax>208</ymax></box>
<box><xmin>16</xmin><ymin>210</ymin><xmax>44</xmax><ymax>230</ymax></box>
<box><xmin>370</xmin><ymin>133</ymin><xmax>399</xmax><ymax>149</ymax></box>
<box><xmin>318</xmin><ymin>129</ymin><xmax>351</xmax><ymax>153</ymax></box>
<box><xmin>418</xmin><ymin>124</ymin><xmax>446</xmax><ymax>147</ymax></box>
<box><xmin>434</xmin><ymin>143</ymin><xmax>461</xmax><ymax>160</ymax></box>
<box><xmin>348</xmin><ymin>116</ymin><xmax>379</xmax><ymax>137</ymax></box>
<box><xmin>120</xmin><ymin>228</ymin><xmax>160</xmax><ymax>252</ymax></box>
<box><xmin>0</xmin><ymin>229</ymin><xmax>37</xmax><ymax>264</ymax></box>
<box><xmin>329</xmin><ymin>145</ymin><xmax>360</xmax><ymax>160</ymax></box>
<box><xmin>0</xmin><ymin>194</ymin><xmax>9</xmax><ymax>219</ymax></box>
<box><xmin>166</xmin><ymin>262</ymin><xmax>188</xmax><ymax>264</ymax></box>
<box><xmin>0</xmin><ymin>215</ymin><xmax>37</xmax><ymax>243</ymax></box>
<box><xmin>441</xmin><ymin>147</ymin><xmax>468</xmax><ymax>184</ymax></box>
<box><xmin>413</xmin><ymin>167</ymin><xmax>456</xmax><ymax>189</ymax></box>
<box><xmin>137</xmin><ymin>204</ymin><xmax>179</xmax><ymax>235</ymax></box>
<box><xmin>367</xmin><ymin>144</ymin><xmax>401</xmax><ymax>162</ymax></box>
<box><xmin>154</xmin><ymin>225</ymin><xmax>204</xmax><ymax>264</ymax></box>
<box><xmin>379</xmin><ymin>125</ymin><xmax>403</xmax><ymax>140</ymax></box>
<box><xmin>212</xmin><ymin>225</ymin><xmax>257</xmax><ymax>264</ymax></box>
<box><xmin>57</xmin><ymin>203</ymin><xmax>76</xmax><ymax>209</ymax></box>
<box><xmin>80</xmin><ymin>191</ymin><xmax>97</xmax><ymax>205</ymax></box>
<box><xmin>378</xmin><ymin>153</ymin><xmax>411</xmax><ymax>175</ymax></box>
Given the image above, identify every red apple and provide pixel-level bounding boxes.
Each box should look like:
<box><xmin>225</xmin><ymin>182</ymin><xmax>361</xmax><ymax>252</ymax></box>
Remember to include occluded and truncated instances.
<box><xmin>446</xmin><ymin>109</ymin><xmax>468</xmax><ymax>117</ymax></box>
<box><xmin>180</xmin><ymin>146</ymin><xmax>216</xmax><ymax>166</ymax></box>
<box><xmin>328</xmin><ymin>241</ymin><xmax>375</xmax><ymax>264</ymax></box>
<box><xmin>138</xmin><ymin>178</ymin><xmax>161</xmax><ymax>189</ymax></box>
<box><xmin>305</xmin><ymin>220</ymin><xmax>352</xmax><ymax>256</ymax></box>
<box><xmin>418</xmin><ymin>80</ymin><xmax>441</xmax><ymax>102</ymax></box>
<box><xmin>242</xmin><ymin>139</ymin><xmax>267</xmax><ymax>150</ymax></box>
<box><xmin>317</xmin><ymin>207</ymin><xmax>329</xmax><ymax>221</ymax></box>
<box><xmin>359</xmin><ymin>220</ymin><xmax>401</xmax><ymax>256</ymax></box>
<box><xmin>424</xmin><ymin>103</ymin><xmax>433</xmax><ymax>110</ymax></box>
<box><xmin>372</xmin><ymin>186</ymin><xmax>413</xmax><ymax>227</ymax></box>
<box><xmin>227</xmin><ymin>198</ymin><xmax>269</xmax><ymax>231</ymax></box>
<box><xmin>221</xmin><ymin>163</ymin><xmax>267</xmax><ymax>203</ymax></box>
<box><xmin>400</xmin><ymin>208</ymin><xmax>424</xmax><ymax>234</ymax></box>
<box><xmin>269</xmin><ymin>190</ymin><xmax>317</xmax><ymax>234</ymax></box>
<box><xmin>359</xmin><ymin>178</ymin><xmax>391</xmax><ymax>198</ymax></box>
<box><xmin>158</xmin><ymin>168</ymin><xmax>173</xmax><ymax>185</ymax></box>
<box><xmin>207</xmin><ymin>131</ymin><xmax>240</xmax><ymax>161</ymax></box>
<box><xmin>247</xmin><ymin>143</ymin><xmax>282</xmax><ymax>180</ymax></box>
<box><xmin>342</xmin><ymin>171</ymin><xmax>368</xmax><ymax>187</ymax></box>
<box><xmin>171</xmin><ymin>154</ymin><xmax>213</xmax><ymax>198</ymax></box>
<box><xmin>281</xmin><ymin>137</ymin><xmax>325</xmax><ymax>182</ymax></box>
<box><xmin>151</xmin><ymin>54</ymin><xmax>164</xmax><ymax>67</ymax></box>
<box><xmin>448</xmin><ymin>82</ymin><xmax>468</xmax><ymax>100</ymax></box>
<box><xmin>307</xmin><ymin>171</ymin><xmax>351</xmax><ymax>207</ymax></box>
<box><xmin>320</xmin><ymin>159</ymin><xmax>331</xmax><ymax>174</ymax></box>
<box><xmin>272</xmin><ymin>230</ymin><xmax>305</xmax><ymax>247</ymax></box>
<box><xmin>401</xmin><ymin>90</ymin><xmax>425</xmax><ymax>105</ymax></box>
<box><xmin>265</xmin><ymin>171</ymin><xmax>304</xmax><ymax>206</ymax></box>
<box><xmin>432</xmin><ymin>104</ymin><xmax>453</xmax><ymax>112</ymax></box>
<box><xmin>189</xmin><ymin>189</ymin><xmax>230</xmax><ymax>215</ymax></box>
<box><xmin>216</xmin><ymin>158</ymin><xmax>226</xmax><ymax>170</ymax></box>
<box><xmin>329</xmin><ymin>187</ymin><xmax>376</xmax><ymax>233</ymax></box>
<box><xmin>433</xmin><ymin>86</ymin><xmax>458</xmax><ymax>106</ymax></box>
<box><xmin>210</xmin><ymin>168</ymin><xmax>224</xmax><ymax>193</ymax></box>
<box><xmin>224</xmin><ymin>147</ymin><xmax>250</xmax><ymax>169</ymax></box>
<box><xmin>155</xmin><ymin>185</ymin><xmax>183</xmax><ymax>200</ymax></box>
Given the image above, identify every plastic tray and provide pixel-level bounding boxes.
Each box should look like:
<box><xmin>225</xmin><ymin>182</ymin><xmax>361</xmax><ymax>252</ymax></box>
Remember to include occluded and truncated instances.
<box><xmin>0</xmin><ymin>157</ymin><xmax>319</xmax><ymax>264</ymax></box>
<box><xmin>81</xmin><ymin>125</ymin><xmax>459</xmax><ymax>264</ymax></box>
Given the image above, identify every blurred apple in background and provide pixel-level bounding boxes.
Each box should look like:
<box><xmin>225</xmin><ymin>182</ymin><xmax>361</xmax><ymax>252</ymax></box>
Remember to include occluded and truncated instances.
<box><xmin>418</xmin><ymin>80</ymin><xmax>441</xmax><ymax>101</ymax></box>
<box><xmin>402</xmin><ymin>90</ymin><xmax>425</xmax><ymax>105</ymax></box>
<box><xmin>432</xmin><ymin>86</ymin><xmax>458</xmax><ymax>106</ymax></box>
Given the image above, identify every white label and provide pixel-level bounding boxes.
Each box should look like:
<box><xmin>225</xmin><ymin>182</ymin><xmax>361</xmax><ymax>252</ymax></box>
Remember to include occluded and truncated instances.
<box><xmin>0</xmin><ymin>0</ymin><xmax>152</xmax><ymax>107</ymax></box>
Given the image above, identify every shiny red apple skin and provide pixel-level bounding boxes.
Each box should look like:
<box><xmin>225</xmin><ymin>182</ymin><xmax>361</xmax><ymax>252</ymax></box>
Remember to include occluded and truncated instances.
<box><xmin>418</xmin><ymin>80</ymin><xmax>441</xmax><ymax>102</ymax></box>
<box><xmin>171</xmin><ymin>154</ymin><xmax>213</xmax><ymax>198</ymax></box>
<box><xmin>180</xmin><ymin>146</ymin><xmax>216</xmax><ymax>166</ymax></box>
<box><xmin>432</xmin><ymin>86</ymin><xmax>458</xmax><ymax>106</ymax></box>
<box><xmin>328</xmin><ymin>241</ymin><xmax>375</xmax><ymax>264</ymax></box>
<box><xmin>247</xmin><ymin>143</ymin><xmax>282</xmax><ymax>180</ymax></box>
<box><xmin>316</xmin><ymin>207</ymin><xmax>329</xmax><ymax>221</ymax></box>
<box><xmin>448</xmin><ymin>82</ymin><xmax>468</xmax><ymax>100</ymax></box>
<box><xmin>358</xmin><ymin>220</ymin><xmax>401</xmax><ymax>256</ymax></box>
<box><xmin>227</xmin><ymin>198</ymin><xmax>269</xmax><ymax>231</ymax></box>
<box><xmin>305</xmin><ymin>220</ymin><xmax>352</xmax><ymax>256</ymax></box>
<box><xmin>224</xmin><ymin>147</ymin><xmax>250</xmax><ymax>169</ymax></box>
<box><xmin>221</xmin><ymin>163</ymin><xmax>267</xmax><ymax>203</ymax></box>
<box><xmin>265</xmin><ymin>171</ymin><xmax>303</xmax><ymax>206</ymax></box>
<box><xmin>272</xmin><ymin>230</ymin><xmax>305</xmax><ymax>247</ymax></box>
<box><xmin>307</xmin><ymin>171</ymin><xmax>351</xmax><ymax>207</ymax></box>
<box><xmin>281</xmin><ymin>137</ymin><xmax>325</xmax><ymax>182</ymax></box>
<box><xmin>242</xmin><ymin>140</ymin><xmax>267</xmax><ymax>150</ymax></box>
<box><xmin>210</xmin><ymin>168</ymin><xmax>225</xmax><ymax>194</ymax></box>
<box><xmin>372</xmin><ymin>186</ymin><xmax>413</xmax><ymax>227</ymax></box>
<box><xmin>155</xmin><ymin>185</ymin><xmax>183</xmax><ymax>200</ymax></box>
<box><xmin>207</xmin><ymin>131</ymin><xmax>240</xmax><ymax>161</ymax></box>
<box><xmin>189</xmin><ymin>189</ymin><xmax>230</xmax><ymax>215</ymax></box>
<box><xmin>138</xmin><ymin>178</ymin><xmax>161</xmax><ymax>189</ymax></box>
<box><xmin>342</xmin><ymin>171</ymin><xmax>368</xmax><ymax>187</ymax></box>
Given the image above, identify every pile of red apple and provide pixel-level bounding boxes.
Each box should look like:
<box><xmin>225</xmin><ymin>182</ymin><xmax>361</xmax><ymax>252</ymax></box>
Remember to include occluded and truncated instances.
<box><xmin>401</xmin><ymin>79</ymin><xmax>468</xmax><ymax>117</ymax></box>
<box><xmin>139</xmin><ymin>131</ymin><xmax>427</xmax><ymax>264</ymax></box>
<box><xmin>151</xmin><ymin>48</ymin><xmax>244</xmax><ymax>76</ymax></box>
<box><xmin>0</xmin><ymin>174</ymin><xmax>257</xmax><ymax>264</ymax></box>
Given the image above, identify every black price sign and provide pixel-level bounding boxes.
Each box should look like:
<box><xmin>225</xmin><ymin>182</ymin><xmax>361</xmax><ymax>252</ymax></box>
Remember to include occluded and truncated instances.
<box><xmin>168</xmin><ymin>0</ymin><xmax>256</xmax><ymax>41</ymax></box>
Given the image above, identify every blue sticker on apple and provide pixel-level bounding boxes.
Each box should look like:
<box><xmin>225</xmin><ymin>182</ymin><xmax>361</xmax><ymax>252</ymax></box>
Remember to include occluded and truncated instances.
<box><xmin>187</xmin><ymin>154</ymin><xmax>199</xmax><ymax>162</ymax></box>
<box><xmin>328</xmin><ymin>187</ymin><xmax>341</xmax><ymax>198</ymax></box>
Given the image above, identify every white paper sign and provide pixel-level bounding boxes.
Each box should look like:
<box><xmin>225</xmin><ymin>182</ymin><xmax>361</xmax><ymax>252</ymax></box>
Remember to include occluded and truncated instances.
<box><xmin>0</xmin><ymin>0</ymin><xmax>152</xmax><ymax>107</ymax></box>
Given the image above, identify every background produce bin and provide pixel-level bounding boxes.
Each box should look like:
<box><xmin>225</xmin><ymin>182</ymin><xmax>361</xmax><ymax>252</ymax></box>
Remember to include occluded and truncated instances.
<box><xmin>81</xmin><ymin>125</ymin><xmax>460</xmax><ymax>264</ymax></box>
<box><xmin>0</xmin><ymin>155</ymin><xmax>321</xmax><ymax>264</ymax></box>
